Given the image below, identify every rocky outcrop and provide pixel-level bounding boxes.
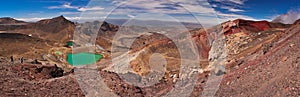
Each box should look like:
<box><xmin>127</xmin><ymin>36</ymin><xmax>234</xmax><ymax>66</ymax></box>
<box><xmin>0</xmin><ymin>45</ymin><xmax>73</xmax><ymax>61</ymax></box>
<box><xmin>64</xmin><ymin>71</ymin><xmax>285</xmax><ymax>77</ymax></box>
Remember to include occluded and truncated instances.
<box><xmin>0</xmin><ymin>64</ymin><xmax>84</xmax><ymax>96</ymax></box>
<box><xmin>222</xmin><ymin>19</ymin><xmax>290</xmax><ymax>35</ymax></box>
<box><xmin>26</xmin><ymin>16</ymin><xmax>75</xmax><ymax>42</ymax></box>
<box><xmin>216</xmin><ymin>18</ymin><xmax>300</xmax><ymax>97</ymax></box>
<box><xmin>293</xmin><ymin>19</ymin><xmax>300</xmax><ymax>25</ymax></box>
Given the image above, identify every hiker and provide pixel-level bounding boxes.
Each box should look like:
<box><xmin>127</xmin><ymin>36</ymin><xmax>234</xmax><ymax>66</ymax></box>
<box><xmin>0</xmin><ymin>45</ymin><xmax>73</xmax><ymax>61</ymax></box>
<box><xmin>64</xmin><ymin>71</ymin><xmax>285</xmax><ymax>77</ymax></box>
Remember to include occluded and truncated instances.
<box><xmin>50</xmin><ymin>64</ymin><xmax>64</xmax><ymax>78</ymax></box>
<box><xmin>10</xmin><ymin>56</ymin><xmax>14</xmax><ymax>63</ymax></box>
<box><xmin>20</xmin><ymin>57</ymin><xmax>24</xmax><ymax>63</ymax></box>
<box><xmin>33</xmin><ymin>59</ymin><xmax>38</xmax><ymax>64</ymax></box>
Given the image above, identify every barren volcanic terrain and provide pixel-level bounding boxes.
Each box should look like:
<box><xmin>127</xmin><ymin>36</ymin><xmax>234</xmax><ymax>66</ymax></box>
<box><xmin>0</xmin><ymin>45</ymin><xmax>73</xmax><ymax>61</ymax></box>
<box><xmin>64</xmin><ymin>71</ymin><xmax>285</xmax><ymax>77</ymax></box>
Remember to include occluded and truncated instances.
<box><xmin>0</xmin><ymin>16</ymin><xmax>299</xmax><ymax>97</ymax></box>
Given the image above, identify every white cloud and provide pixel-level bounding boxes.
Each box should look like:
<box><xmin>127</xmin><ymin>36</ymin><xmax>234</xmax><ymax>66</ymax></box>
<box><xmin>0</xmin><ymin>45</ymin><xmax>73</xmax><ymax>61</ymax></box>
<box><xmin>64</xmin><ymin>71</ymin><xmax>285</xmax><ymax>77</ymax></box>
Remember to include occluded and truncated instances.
<box><xmin>213</xmin><ymin>0</ymin><xmax>246</xmax><ymax>5</ymax></box>
<box><xmin>110</xmin><ymin>0</ymin><xmax>217</xmax><ymax>14</ymax></box>
<box><xmin>228</xmin><ymin>0</ymin><xmax>245</xmax><ymax>5</ymax></box>
<box><xmin>108</xmin><ymin>0</ymin><xmax>251</xmax><ymax>23</ymax></box>
<box><xmin>65</xmin><ymin>16</ymin><xmax>106</xmax><ymax>21</ymax></box>
<box><xmin>215</xmin><ymin>11</ymin><xmax>272</xmax><ymax>22</ymax></box>
<box><xmin>48</xmin><ymin>3</ymin><xmax>78</xmax><ymax>9</ymax></box>
<box><xmin>127</xmin><ymin>14</ymin><xmax>135</xmax><ymax>18</ymax></box>
<box><xmin>216</xmin><ymin>12</ymin><xmax>252</xmax><ymax>19</ymax></box>
<box><xmin>272</xmin><ymin>9</ymin><xmax>300</xmax><ymax>24</ymax></box>
<box><xmin>44</xmin><ymin>0</ymin><xmax>258</xmax><ymax>26</ymax></box>
<box><xmin>78</xmin><ymin>7</ymin><xmax>104</xmax><ymax>12</ymax></box>
<box><xmin>220</xmin><ymin>6</ymin><xmax>244</xmax><ymax>12</ymax></box>
<box><xmin>211</xmin><ymin>4</ymin><xmax>218</xmax><ymax>8</ymax></box>
<box><xmin>228</xmin><ymin>8</ymin><xmax>244</xmax><ymax>12</ymax></box>
<box><xmin>17</xmin><ymin>17</ymin><xmax>50</xmax><ymax>22</ymax></box>
<box><xmin>48</xmin><ymin>2</ymin><xmax>104</xmax><ymax>12</ymax></box>
<box><xmin>60</xmin><ymin>12</ymin><xmax>81</xmax><ymax>15</ymax></box>
<box><xmin>16</xmin><ymin>16</ymin><xmax>106</xmax><ymax>22</ymax></box>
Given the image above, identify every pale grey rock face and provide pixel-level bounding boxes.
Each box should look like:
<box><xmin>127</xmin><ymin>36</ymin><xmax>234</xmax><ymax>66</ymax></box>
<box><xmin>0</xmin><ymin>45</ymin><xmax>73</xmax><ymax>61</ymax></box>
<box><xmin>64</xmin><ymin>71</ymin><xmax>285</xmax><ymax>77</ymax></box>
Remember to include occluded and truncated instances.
<box><xmin>206</xmin><ymin>25</ymin><xmax>227</xmax><ymax>72</ymax></box>
<box><xmin>201</xmin><ymin>25</ymin><xmax>227</xmax><ymax>97</ymax></box>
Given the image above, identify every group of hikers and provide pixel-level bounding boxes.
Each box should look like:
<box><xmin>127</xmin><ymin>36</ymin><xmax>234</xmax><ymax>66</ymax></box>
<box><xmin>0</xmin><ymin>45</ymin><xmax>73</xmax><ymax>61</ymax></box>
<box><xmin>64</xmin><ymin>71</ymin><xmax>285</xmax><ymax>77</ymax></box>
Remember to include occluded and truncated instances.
<box><xmin>10</xmin><ymin>56</ymin><xmax>24</xmax><ymax>64</ymax></box>
<box><xmin>10</xmin><ymin>56</ymin><xmax>41</xmax><ymax>64</ymax></box>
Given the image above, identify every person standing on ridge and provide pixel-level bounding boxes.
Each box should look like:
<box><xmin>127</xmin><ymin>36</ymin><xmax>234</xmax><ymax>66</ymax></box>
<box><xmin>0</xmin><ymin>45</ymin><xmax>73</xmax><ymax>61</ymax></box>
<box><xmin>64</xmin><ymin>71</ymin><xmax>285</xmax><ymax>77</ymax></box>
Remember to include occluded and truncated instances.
<box><xmin>10</xmin><ymin>56</ymin><xmax>14</xmax><ymax>63</ymax></box>
<box><xmin>20</xmin><ymin>57</ymin><xmax>24</xmax><ymax>63</ymax></box>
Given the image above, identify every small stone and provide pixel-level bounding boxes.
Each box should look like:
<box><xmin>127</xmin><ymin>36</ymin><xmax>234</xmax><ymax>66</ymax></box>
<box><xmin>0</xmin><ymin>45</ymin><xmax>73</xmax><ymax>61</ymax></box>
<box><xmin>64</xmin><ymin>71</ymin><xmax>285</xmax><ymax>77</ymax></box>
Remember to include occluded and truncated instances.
<box><xmin>281</xmin><ymin>56</ymin><xmax>288</xmax><ymax>62</ymax></box>
<box><xmin>289</xmin><ymin>43</ymin><xmax>295</xmax><ymax>47</ymax></box>
<box><xmin>173</xmin><ymin>78</ymin><xmax>177</xmax><ymax>83</ymax></box>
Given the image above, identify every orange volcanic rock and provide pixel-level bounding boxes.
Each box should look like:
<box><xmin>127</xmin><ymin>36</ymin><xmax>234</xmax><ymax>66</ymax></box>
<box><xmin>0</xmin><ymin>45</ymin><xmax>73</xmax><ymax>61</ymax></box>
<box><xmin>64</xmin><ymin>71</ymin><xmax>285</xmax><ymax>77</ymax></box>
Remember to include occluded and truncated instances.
<box><xmin>223</xmin><ymin>19</ymin><xmax>290</xmax><ymax>71</ymax></box>
<box><xmin>234</xmin><ymin>19</ymin><xmax>270</xmax><ymax>31</ymax></box>
<box><xmin>222</xmin><ymin>19</ymin><xmax>290</xmax><ymax>35</ymax></box>
<box><xmin>216</xmin><ymin>19</ymin><xmax>300</xmax><ymax>96</ymax></box>
<box><xmin>191</xmin><ymin>28</ymin><xmax>212</xmax><ymax>60</ymax></box>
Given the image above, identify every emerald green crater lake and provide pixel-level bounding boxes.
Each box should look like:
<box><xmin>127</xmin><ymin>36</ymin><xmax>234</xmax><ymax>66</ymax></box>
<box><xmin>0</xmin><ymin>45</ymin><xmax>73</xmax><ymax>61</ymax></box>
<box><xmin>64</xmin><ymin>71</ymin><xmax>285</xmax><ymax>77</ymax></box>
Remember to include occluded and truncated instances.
<box><xmin>67</xmin><ymin>52</ymin><xmax>103</xmax><ymax>66</ymax></box>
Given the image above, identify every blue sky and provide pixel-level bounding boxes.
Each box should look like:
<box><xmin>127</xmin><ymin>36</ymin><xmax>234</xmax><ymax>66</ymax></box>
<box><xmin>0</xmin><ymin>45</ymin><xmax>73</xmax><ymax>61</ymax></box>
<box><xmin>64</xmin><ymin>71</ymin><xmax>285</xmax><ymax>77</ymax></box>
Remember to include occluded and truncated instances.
<box><xmin>0</xmin><ymin>0</ymin><xmax>299</xmax><ymax>26</ymax></box>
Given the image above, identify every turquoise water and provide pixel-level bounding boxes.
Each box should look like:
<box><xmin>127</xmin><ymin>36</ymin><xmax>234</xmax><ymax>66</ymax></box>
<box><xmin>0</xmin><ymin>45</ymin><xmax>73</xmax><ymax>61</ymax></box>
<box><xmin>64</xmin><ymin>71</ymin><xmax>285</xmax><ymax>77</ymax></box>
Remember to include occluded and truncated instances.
<box><xmin>67</xmin><ymin>52</ymin><xmax>103</xmax><ymax>66</ymax></box>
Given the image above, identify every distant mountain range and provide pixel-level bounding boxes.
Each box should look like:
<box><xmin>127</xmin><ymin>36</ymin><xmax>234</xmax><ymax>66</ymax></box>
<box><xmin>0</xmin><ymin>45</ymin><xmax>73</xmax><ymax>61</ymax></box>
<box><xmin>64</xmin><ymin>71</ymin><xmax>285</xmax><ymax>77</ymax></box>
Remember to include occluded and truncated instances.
<box><xmin>104</xmin><ymin>18</ymin><xmax>203</xmax><ymax>29</ymax></box>
<box><xmin>272</xmin><ymin>11</ymin><xmax>300</xmax><ymax>24</ymax></box>
<box><xmin>0</xmin><ymin>16</ymin><xmax>75</xmax><ymax>42</ymax></box>
<box><xmin>0</xmin><ymin>17</ymin><xmax>26</xmax><ymax>24</ymax></box>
